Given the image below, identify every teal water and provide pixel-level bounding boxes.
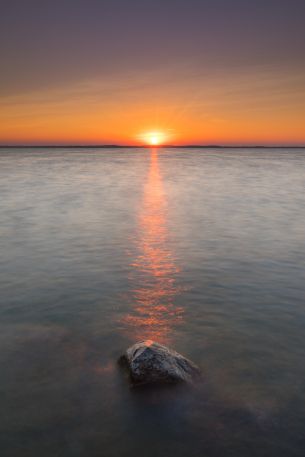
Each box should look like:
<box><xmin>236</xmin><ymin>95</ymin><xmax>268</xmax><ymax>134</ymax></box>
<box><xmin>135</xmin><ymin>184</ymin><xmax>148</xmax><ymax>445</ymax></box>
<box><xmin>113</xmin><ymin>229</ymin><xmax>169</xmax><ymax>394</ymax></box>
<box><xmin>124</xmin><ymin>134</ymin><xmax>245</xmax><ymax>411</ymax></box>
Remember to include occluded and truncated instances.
<box><xmin>1</xmin><ymin>147</ymin><xmax>305</xmax><ymax>456</ymax></box>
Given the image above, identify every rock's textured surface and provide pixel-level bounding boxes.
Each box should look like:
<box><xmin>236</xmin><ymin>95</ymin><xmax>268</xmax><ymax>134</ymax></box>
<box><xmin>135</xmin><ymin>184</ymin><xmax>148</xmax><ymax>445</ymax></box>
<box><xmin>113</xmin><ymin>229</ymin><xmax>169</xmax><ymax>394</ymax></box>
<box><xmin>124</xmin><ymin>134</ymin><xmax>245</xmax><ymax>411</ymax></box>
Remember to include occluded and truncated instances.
<box><xmin>120</xmin><ymin>340</ymin><xmax>201</xmax><ymax>385</ymax></box>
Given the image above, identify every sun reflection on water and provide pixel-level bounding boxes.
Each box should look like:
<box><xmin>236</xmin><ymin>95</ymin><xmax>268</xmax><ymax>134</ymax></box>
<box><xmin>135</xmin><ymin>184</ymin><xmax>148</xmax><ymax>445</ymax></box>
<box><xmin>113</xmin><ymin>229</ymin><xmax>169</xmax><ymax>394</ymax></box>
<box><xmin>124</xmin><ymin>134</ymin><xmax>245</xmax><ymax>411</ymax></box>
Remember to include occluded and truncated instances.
<box><xmin>123</xmin><ymin>149</ymin><xmax>184</xmax><ymax>344</ymax></box>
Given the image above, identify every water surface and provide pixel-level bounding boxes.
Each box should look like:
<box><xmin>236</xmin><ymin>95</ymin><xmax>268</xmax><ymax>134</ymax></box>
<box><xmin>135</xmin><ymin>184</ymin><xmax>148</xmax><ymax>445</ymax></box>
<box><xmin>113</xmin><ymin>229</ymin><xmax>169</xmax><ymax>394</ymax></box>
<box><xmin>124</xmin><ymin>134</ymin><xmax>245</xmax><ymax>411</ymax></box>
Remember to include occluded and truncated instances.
<box><xmin>1</xmin><ymin>147</ymin><xmax>305</xmax><ymax>456</ymax></box>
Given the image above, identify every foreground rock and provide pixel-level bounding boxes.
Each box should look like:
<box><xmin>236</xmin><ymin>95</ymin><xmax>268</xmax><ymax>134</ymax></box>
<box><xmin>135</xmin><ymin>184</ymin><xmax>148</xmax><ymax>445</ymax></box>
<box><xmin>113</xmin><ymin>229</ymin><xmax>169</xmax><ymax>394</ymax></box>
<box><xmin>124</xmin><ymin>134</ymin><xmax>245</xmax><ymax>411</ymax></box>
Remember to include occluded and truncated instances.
<box><xmin>120</xmin><ymin>340</ymin><xmax>201</xmax><ymax>386</ymax></box>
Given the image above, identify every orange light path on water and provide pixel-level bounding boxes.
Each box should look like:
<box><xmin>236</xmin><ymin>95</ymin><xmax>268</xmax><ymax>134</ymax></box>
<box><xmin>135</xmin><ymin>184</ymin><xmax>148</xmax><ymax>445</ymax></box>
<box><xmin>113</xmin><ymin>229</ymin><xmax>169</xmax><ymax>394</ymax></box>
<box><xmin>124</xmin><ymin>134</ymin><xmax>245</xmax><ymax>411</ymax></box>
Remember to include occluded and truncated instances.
<box><xmin>122</xmin><ymin>149</ymin><xmax>184</xmax><ymax>343</ymax></box>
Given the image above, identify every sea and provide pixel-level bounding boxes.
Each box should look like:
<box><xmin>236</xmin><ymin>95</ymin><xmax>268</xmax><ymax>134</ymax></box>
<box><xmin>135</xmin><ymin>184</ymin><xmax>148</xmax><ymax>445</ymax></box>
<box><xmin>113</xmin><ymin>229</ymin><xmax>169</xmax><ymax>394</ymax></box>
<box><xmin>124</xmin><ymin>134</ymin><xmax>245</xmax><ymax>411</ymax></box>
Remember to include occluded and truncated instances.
<box><xmin>1</xmin><ymin>147</ymin><xmax>305</xmax><ymax>457</ymax></box>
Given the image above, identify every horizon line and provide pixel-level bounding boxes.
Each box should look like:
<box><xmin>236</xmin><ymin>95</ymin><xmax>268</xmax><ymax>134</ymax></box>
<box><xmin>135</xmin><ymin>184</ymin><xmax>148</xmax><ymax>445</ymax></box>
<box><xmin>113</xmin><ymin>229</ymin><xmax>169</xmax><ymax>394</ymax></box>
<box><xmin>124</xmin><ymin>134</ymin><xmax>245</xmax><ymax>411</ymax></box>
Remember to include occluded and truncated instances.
<box><xmin>0</xmin><ymin>144</ymin><xmax>305</xmax><ymax>149</ymax></box>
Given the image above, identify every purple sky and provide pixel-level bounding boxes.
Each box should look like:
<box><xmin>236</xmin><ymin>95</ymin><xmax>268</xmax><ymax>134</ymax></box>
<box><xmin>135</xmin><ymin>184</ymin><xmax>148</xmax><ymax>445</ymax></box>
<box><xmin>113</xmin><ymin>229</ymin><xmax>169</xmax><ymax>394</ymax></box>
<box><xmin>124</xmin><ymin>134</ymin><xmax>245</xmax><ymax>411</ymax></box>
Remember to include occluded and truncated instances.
<box><xmin>1</xmin><ymin>0</ymin><xmax>305</xmax><ymax>144</ymax></box>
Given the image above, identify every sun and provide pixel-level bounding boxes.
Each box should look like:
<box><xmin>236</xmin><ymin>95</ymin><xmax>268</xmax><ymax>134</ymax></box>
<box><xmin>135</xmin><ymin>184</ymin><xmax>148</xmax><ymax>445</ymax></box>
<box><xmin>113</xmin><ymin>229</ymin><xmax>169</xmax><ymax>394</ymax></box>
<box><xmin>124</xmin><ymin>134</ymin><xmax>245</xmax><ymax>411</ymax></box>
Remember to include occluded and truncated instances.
<box><xmin>138</xmin><ymin>131</ymin><xmax>167</xmax><ymax>146</ymax></box>
<box><xmin>149</xmin><ymin>135</ymin><xmax>160</xmax><ymax>146</ymax></box>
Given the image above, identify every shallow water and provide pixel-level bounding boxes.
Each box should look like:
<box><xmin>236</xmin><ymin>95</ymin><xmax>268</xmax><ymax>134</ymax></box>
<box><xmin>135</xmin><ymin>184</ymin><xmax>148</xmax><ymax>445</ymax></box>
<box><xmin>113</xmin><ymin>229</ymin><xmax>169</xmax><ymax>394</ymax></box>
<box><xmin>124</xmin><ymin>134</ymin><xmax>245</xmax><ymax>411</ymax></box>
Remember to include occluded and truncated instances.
<box><xmin>1</xmin><ymin>147</ymin><xmax>305</xmax><ymax>457</ymax></box>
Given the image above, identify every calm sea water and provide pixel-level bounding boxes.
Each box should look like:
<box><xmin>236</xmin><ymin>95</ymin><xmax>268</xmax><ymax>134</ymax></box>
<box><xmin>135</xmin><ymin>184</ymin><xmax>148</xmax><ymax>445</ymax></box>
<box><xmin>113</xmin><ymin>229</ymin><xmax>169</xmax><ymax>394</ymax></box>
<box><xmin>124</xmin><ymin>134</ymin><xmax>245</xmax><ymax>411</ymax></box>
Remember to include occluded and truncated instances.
<box><xmin>1</xmin><ymin>147</ymin><xmax>305</xmax><ymax>457</ymax></box>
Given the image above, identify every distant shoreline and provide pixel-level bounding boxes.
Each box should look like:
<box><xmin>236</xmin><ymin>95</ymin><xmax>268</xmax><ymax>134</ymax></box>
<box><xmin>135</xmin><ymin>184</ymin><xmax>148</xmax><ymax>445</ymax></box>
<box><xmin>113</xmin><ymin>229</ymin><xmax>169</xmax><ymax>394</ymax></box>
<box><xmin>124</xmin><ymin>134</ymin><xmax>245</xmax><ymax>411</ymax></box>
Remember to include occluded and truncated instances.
<box><xmin>0</xmin><ymin>145</ymin><xmax>305</xmax><ymax>149</ymax></box>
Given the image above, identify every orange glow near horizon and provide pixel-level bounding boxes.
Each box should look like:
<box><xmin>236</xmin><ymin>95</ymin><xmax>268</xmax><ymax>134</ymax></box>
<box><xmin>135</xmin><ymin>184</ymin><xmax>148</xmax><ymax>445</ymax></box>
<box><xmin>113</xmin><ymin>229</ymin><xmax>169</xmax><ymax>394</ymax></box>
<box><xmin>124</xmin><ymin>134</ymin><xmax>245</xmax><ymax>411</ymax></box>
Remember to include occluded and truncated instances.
<box><xmin>122</xmin><ymin>148</ymin><xmax>184</xmax><ymax>343</ymax></box>
<box><xmin>1</xmin><ymin>69</ymin><xmax>305</xmax><ymax>146</ymax></box>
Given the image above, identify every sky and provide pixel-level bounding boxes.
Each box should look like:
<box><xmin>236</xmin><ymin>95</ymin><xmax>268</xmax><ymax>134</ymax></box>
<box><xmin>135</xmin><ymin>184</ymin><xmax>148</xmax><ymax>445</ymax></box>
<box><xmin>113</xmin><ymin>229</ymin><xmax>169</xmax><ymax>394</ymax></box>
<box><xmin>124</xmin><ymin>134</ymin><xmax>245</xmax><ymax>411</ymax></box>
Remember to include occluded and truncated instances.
<box><xmin>1</xmin><ymin>0</ymin><xmax>305</xmax><ymax>146</ymax></box>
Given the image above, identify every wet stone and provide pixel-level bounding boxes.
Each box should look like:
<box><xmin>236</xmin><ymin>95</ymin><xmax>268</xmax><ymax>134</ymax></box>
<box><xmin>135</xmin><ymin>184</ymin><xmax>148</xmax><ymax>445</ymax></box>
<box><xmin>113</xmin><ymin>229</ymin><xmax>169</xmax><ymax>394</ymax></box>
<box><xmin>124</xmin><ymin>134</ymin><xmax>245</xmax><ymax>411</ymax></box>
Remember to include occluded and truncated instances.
<box><xmin>120</xmin><ymin>340</ymin><xmax>201</xmax><ymax>386</ymax></box>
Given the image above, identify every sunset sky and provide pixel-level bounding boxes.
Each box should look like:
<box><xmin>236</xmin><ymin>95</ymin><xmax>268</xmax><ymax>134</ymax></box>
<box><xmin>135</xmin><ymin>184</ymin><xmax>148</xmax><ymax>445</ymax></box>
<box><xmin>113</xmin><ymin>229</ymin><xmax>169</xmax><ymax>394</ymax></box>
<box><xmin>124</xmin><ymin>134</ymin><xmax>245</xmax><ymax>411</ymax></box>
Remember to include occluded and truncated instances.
<box><xmin>1</xmin><ymin>0</ymin><xmax>305</xmax><ymax>146</ymax></box>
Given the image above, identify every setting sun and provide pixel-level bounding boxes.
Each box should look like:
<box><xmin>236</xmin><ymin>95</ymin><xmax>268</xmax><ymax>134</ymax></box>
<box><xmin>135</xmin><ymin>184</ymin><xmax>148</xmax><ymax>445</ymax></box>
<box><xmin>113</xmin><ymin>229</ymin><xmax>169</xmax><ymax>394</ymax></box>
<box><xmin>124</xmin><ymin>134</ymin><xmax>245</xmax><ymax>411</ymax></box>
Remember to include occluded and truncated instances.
<box><xmin>137</xmin><ymin>131</ymin><xmax>168</xmax><ymax>146</ymax></box>
<box><xmin>150</xmin><ymin>135</ymin><xmax>160</xmax><ymax>146</ymax></box>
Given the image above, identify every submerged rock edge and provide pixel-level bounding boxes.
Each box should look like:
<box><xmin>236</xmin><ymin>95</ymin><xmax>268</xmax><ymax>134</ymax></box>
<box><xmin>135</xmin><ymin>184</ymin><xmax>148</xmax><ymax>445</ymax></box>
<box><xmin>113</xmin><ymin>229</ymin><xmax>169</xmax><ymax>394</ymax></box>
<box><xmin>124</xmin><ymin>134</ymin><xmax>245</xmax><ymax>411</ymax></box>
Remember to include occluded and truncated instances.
<box><xmin>119</xmin><ymin>340</ymin><xmax>201</xmax><ymax>386</ymax></box>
